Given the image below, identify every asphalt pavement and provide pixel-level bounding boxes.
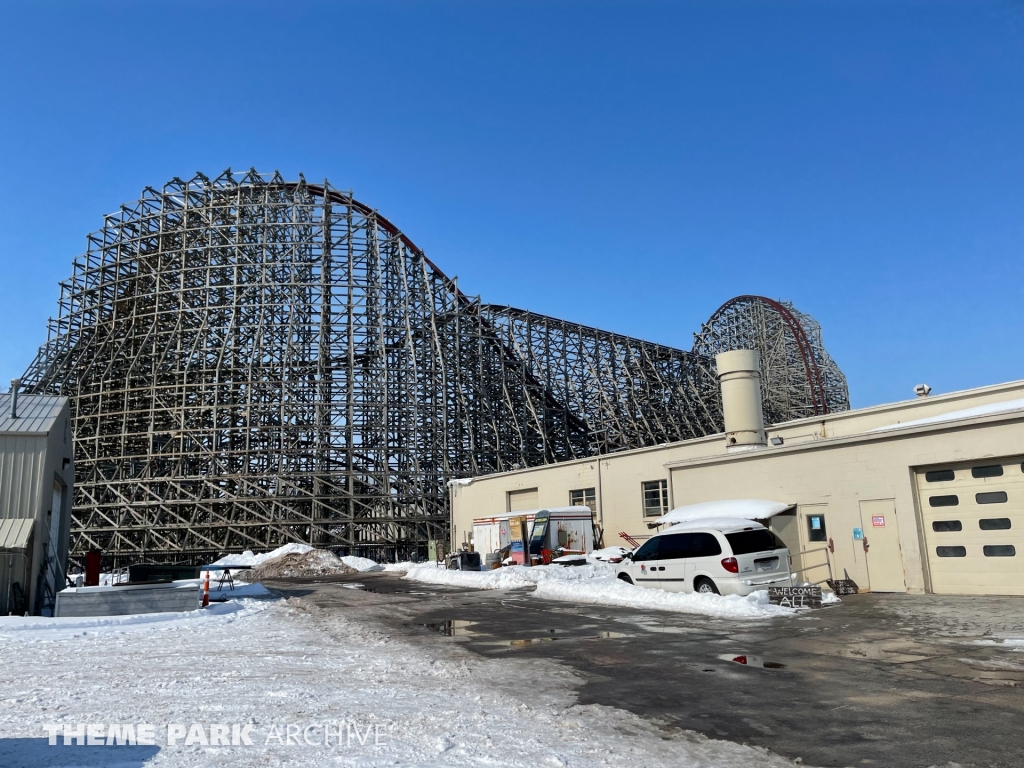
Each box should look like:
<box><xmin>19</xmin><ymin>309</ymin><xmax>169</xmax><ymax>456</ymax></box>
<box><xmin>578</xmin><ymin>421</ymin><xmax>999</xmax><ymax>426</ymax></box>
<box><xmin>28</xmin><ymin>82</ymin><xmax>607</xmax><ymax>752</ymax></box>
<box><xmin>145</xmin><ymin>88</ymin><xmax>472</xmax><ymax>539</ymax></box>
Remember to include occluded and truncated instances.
<box><xmin>268</xmin><ymin>571</ymin><xmax>1024</xmax><ymax>768</ymax></box>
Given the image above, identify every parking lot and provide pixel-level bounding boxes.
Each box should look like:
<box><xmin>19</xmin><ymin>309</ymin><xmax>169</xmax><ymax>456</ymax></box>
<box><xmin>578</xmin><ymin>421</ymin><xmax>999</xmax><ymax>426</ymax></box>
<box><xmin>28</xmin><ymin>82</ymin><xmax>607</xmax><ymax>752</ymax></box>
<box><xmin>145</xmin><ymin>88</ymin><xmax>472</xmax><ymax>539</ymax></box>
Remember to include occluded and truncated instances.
<box><xmin>273</xmin><ymin>572</ymin><xmax>1024</xmax><ymax>768</ymax></box>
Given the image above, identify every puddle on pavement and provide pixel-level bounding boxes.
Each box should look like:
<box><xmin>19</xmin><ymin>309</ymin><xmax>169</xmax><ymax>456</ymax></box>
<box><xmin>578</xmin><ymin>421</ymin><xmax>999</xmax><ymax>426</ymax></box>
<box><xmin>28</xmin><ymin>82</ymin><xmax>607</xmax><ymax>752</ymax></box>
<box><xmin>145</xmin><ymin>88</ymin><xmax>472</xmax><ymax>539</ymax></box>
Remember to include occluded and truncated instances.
<box><xmin>721</xmin><ymin>654</ymin><xmax>787</xmax><ymax>669</ymax></box>
<box><xmin>418</xmin><ymin>621</ymin><xmax>631</xmax><ymax>645</ymax></box>
<box><xmin>341</xmin><ymin>583</ymin><xmax>365</xmax><ymax>590</ymax></box>
<box><xmin>419</xmin><ymin>620</ymin><xmax>479</xmax><ymax>637</ymax></box>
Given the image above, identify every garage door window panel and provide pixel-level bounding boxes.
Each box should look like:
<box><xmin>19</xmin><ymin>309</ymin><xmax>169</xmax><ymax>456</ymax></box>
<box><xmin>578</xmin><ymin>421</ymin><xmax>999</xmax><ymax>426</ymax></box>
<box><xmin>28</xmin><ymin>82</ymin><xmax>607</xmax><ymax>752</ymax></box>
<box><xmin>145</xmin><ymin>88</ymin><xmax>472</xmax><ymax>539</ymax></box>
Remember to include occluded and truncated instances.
<box><xmin>925</xmin><ymin>469</ymin><xmax>956</xmax><ymax>482</ymax></box>
<box><xmin>976</xmin><ymin>491</ymin><xmax>1008</xmax><ymax>504</ymax></box>
<box><xmin>979</xmin><ymin>518</ymin><xmax>1011</xmax><ymax>530</ymax></box>
<box><xmin>931</xmin><ymin>520</ymin><xmax>962</xmax><ymax>532</ymax></box>
<box><xmin>929</xmin><ymin>495</ymin><xmax>959</xmax><ymax>507</ymax></box>
<box><xmin>983</xmin><ymin>545</ymin><xmax>1016</xmax><ymax>557</ymax></box>
<box><xmin>936</xmin><ymin>546</ymin><xmax>967</xmax><ymax>557</ymax></box>
<box><xmin>972</xmin><ymin>465</ymin><xmax>1004</xmax><ymax>479</ymax></box>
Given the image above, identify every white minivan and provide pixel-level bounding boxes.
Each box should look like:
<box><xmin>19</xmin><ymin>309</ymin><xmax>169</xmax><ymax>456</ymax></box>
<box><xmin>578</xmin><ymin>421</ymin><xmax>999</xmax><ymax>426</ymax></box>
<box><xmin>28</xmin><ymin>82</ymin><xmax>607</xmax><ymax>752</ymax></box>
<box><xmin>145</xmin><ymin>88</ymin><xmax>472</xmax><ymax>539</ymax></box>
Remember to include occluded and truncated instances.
<box><xmin>615</xmin><ymin>518</ymin><xmax>793</xmax><ymax>596</ymax></box>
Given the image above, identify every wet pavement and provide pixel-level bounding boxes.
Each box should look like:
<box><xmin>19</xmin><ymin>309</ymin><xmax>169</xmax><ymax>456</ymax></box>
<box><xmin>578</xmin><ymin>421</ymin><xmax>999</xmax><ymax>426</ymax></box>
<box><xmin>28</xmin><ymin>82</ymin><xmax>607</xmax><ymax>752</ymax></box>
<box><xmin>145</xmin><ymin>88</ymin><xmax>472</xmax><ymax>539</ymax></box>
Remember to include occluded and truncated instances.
<box><xmin>268</xmin><ymin>572</ymin><xmax>1024</xmax><ymax>768</ymax></box>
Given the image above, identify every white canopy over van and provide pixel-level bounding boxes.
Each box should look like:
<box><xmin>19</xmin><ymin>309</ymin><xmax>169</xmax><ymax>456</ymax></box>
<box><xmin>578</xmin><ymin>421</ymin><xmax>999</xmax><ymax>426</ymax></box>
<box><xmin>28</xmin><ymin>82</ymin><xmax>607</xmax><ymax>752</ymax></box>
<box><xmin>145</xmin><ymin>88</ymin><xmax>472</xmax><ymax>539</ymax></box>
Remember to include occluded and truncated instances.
<box><xmin>649</xmin><ymin>499</ymin><xmax>795</xmax><ymax>528</ymax></box>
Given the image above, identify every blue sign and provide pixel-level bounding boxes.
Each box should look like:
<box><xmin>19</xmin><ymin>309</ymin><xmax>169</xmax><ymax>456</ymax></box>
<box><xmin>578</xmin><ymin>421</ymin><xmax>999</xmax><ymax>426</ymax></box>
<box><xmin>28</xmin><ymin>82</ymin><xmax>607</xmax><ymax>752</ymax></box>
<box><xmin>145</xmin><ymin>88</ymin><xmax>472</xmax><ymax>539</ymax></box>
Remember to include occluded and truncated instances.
<box><xmin>853</xmin><ymin>527</ymin><xmax>864</xmax><ymax>540</ymax></box>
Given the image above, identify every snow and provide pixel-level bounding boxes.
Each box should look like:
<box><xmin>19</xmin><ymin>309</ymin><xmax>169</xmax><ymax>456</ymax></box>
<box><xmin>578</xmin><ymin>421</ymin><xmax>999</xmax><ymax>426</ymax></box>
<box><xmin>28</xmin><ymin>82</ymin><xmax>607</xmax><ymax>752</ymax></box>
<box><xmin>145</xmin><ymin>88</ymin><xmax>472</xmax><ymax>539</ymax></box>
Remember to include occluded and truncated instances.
<box><xmin>210</xmin><ymin>543</ymin><xmax>314</xmax><ymax>568</ymax></box>
<box><xmin>868</xmin><ymin>397</ymin><xmax>1024</xmax><ymax>432</ymax></box>
<box><xmin>534</xmin><ymin>579</ymin><xmax>794</xmax><ymax>619</ymax></box>
<box><xmin>401</xmin><ymin>563</ymin><xmax>795</xmax><ymax>620</ymax></box>
<box><xmin>662</xmin><ymin>516</ymin><xmax>767</xmax><ymax>532</ymax></box>
<box><xmin>0</xmin><ymin>597</ymin><xmax>271</xmax><ymax>641</ymax></box>
<box><xmin>0</xmin><ymin>592</ymin><xmax>800</xmax><ymax>767</ymax></box>
<box><xmin>587</xmin><ymin>546</ymin><xmax>631</xmax><ymax>561</ymax></box>
<box><xmin>339</xmin><ymin>556</ymin><xmax>384</xmax><ymax>572</ymax></box>
<box><xmin>821</xmin><ymin>591</ymin><xmax>842</xmax><ymax>605</ymax></box>
<box><xmin>403</xmin><ymin>561</ymin><xmax>615</xmax><ymax>591</ymax></box>
<box><xmin>651</xmin><ymin>499</ymin><xmax>795</xmax><ymax>527</ymax></box>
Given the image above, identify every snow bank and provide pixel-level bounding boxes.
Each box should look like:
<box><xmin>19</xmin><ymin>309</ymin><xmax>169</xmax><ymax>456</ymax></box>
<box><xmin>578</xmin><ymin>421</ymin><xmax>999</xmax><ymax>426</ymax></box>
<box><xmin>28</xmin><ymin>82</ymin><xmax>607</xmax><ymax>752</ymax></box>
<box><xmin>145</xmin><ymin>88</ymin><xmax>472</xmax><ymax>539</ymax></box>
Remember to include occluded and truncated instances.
<box><xmin>403</xmin><ymin>561</ymin><xmax>616</xmax><ymax>590</ymax></box>
<box><xmin>339</xmin><ymin>555</ymin><xmax>384</xmax><ymax>572</ymax></box>
<box><xmin>383</xmin><ymin>561</ymin><xmax>418</xmax><ymax>572</ymax></box>
<box><xmin>211</xmin><ymin>543</ymin><xmax>313</xmax><ymax>568</ymax></box>
<box><xmin>0</xmin><ymin>598</ymin><xmax>271</xmax><ymax>642</ymax></box>
<box><xmin>403</xmin><ymin>563</ymin><xmax>795</xmax><ymax>619</ymax></box>
<box><xmin>534</xmin><ymin>578</ymin><xmax>795</xmax><ymax>618</ymax></box>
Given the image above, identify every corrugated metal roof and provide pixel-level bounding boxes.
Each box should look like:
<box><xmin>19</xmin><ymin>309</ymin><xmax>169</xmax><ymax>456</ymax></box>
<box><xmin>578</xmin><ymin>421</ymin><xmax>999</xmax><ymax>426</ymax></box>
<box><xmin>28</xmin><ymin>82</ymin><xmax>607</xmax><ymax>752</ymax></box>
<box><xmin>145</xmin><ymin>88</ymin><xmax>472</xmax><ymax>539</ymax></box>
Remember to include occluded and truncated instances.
<box><xmin>0</xmin><ymin>393</ymin><xmax>67</xmax><ymax>435</ymax></box>
<box><xmin>0</xmin><ymin>517</ymin><xmax>34</xmax><ymax>551</ymax></box>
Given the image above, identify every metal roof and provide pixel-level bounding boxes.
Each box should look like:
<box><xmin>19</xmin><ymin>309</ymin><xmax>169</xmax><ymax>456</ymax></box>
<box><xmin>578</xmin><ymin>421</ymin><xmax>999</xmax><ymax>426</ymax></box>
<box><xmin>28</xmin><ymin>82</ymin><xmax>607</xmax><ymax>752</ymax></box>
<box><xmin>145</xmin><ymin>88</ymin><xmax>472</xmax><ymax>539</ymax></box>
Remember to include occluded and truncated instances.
<box><xmin>0</xmin><ymin>393</ymin><xmax>67</xmax><ymax>435</ymax></box>
<box><xmin>0</xmin><ymin>518</ymin><xmax>34</xmax><ymax>551</ymax></box>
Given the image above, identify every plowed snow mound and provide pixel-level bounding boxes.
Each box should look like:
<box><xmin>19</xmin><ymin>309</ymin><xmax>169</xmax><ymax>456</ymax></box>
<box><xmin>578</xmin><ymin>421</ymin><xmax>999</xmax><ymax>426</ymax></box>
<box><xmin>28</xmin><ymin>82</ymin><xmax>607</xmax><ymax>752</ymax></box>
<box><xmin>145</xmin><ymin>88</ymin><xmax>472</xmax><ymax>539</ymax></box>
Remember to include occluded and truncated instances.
<box><xmin>249</xmin><ymin>549</ymin><xmax>355</xmax><ymax>580</ymax></box>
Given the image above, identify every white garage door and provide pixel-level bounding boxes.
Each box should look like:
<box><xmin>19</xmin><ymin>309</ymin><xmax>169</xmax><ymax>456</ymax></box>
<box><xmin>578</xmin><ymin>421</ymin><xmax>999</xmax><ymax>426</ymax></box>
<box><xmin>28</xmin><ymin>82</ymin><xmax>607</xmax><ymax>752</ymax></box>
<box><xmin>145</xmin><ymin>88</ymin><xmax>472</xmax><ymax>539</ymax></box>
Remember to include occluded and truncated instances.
<box><xmin>916</xmin><ymin>457</ymin><xmax>1024</xmax><ymax>595</ymax></box>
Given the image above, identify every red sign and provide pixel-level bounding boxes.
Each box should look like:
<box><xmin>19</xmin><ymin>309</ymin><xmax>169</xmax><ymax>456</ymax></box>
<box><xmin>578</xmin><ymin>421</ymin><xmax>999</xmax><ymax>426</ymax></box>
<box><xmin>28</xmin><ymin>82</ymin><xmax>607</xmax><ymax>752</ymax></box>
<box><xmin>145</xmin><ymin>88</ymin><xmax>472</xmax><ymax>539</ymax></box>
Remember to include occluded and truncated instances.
<box><xmin>871</xmin><ymin>515</ymin><xmax>885</xmax><ymax>527</ymax></box>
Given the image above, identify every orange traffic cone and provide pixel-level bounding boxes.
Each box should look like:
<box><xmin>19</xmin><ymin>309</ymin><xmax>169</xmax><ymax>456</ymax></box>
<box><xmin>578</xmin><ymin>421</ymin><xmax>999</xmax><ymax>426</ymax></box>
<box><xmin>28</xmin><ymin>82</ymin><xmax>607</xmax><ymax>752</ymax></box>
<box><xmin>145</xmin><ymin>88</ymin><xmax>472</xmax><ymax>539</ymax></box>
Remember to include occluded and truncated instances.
<box><xmin>202</xmin><ymin>570</ymin><xmax>210</xmax><ymax>607</ymax></box>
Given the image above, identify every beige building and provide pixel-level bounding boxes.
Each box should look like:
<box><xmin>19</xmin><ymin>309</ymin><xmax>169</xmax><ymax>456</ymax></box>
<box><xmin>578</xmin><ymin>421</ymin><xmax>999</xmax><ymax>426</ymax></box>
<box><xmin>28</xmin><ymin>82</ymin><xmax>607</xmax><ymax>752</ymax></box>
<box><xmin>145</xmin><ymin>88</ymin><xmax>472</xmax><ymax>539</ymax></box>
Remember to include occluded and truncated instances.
<box><xmin>451</xmin><ymin>376</ymin><xmax>1024</xmax><ymax>596</ymax></box>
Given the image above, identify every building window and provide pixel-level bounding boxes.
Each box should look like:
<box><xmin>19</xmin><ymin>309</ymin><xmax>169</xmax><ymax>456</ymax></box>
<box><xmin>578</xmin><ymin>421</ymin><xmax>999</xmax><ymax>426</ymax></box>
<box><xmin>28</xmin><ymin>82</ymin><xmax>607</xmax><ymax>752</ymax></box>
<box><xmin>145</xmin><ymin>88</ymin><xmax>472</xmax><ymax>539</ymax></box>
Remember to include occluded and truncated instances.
<box><xmin>806</xmin><ymin>514</ymin><xmax>827</xmax><ymax>542</ymax></box>
<box><xmin>979</xmin><ymin>518</ymin><xmax>1011</xmax><ymax>531</ymax></box>
<box><xmin>931</xmin><ymin>520</ymin><xmax>962</xmax><ymax>532</ymax></box>
<box><xmin>642</xmin><ymin>480</ymin><xmax>669</xmax><ymax>518</ymax></box>
<box><xmin>936</xmin><ymin>546</ymin><xmax>967</xmax><ymax>557</ymax></box>
<box><xmin>570</xmin><ymin>488</ymin><xmax>597</xmax><ymax>513</ymax></box>
<box><xmin>983</xmin><ymin>545</ymin><xmax>1016</xmax><ymax>557</ymax></box>
<box><xmin>925</xmin><ymin>469</ymin><xmax>955</xmax><ymax>482</ymax></box>
<box><xmin>928</xmin><ymin>495</ymin><xmax>959</xmax><ymax>507</ymax></box>
<box><xmin>976</xmin><ymin>491</ymin><xmax>1008</xmax><ymax>505</ymax></box>
<box><xmin>972</xmin><ymin>465</ymin><xmax>1003</xmax><ymax>479</ymax></box>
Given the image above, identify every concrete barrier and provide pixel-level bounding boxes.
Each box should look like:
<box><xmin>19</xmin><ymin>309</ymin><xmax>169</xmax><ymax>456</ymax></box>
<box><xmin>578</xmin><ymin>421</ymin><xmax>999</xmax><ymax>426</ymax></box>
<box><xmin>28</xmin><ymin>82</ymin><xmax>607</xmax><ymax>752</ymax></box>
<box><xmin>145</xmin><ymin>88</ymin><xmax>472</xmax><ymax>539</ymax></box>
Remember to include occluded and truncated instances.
<box><xmin>55</xmin><ymin>582</ymin><xmax>201</xmax><ymax>617</ymax></box>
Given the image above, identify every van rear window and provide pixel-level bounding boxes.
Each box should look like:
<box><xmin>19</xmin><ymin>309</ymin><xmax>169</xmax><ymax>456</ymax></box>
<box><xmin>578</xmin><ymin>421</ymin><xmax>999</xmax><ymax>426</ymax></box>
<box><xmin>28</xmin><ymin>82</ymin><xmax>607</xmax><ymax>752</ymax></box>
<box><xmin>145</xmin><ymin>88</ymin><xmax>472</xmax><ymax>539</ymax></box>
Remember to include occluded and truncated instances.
<box><xmin>725</xmin><ymin>530</ymin><xmax>786</xmax><ymax>556</ymax></box>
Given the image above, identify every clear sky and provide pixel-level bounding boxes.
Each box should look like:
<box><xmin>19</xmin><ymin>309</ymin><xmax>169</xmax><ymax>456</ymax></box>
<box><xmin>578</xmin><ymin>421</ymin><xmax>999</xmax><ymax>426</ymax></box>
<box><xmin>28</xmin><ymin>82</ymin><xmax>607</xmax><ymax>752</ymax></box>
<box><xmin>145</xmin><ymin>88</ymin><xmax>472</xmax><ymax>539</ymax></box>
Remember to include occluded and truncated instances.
<box><xmin>1</xmin><ymin>1</ymin><xmax>1021</xmax><ymax>408</ymax></box>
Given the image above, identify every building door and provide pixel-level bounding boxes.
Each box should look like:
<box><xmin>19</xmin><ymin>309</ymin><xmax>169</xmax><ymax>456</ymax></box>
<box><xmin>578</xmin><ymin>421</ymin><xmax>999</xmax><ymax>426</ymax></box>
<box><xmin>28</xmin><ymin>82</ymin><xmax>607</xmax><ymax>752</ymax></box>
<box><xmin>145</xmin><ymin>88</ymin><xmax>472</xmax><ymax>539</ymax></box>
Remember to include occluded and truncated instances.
<box><xmin>858</xmin><ymin>499</ymin><xmax>906</xmax><ymax>592</ymax></box>
<box><xmin>915</xmin><ymin>458</ymin><xmax>1023</xmax><ymax>596</ymax></box>
<box><xmin>507</xmin><ymin>488</ymin><xmax>538</xmax><ymax>513</ymax></box>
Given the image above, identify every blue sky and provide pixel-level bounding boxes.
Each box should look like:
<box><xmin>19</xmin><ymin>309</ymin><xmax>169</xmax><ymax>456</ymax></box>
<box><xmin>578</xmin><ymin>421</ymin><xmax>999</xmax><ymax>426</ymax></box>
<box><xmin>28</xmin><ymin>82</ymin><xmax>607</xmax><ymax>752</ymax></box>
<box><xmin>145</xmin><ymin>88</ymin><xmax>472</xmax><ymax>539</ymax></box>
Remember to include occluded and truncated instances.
<box><xmin>1</xmin><ymin>0</ymin><xmax>1021</xmax><ymax>408</ymax></box>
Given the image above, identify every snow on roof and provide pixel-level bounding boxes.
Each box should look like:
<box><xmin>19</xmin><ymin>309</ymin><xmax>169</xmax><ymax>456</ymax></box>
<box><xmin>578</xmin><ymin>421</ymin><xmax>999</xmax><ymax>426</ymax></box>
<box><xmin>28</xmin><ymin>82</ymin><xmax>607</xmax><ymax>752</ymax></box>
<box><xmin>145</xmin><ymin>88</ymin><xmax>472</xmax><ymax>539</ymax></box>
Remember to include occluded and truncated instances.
<box><xmin>649</xmin><ymin>499</ymin><xmax>794</xmax><ymax>528</ymax></box>
<box><xmin>656</xmin><ymin>517</ymin><xmax>766</xmax><ymax>535</ymax></box>
<box><xmin>868</xmin><ymin>397</ymin><xmax>1024</xmax><ymax>433</ymax></box>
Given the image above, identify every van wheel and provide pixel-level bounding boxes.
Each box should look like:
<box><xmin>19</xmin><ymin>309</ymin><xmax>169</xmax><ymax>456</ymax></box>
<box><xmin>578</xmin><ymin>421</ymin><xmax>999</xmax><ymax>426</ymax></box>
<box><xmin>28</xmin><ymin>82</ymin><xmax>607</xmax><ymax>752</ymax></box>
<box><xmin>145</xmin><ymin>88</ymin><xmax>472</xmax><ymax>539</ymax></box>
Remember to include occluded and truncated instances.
<box><xmin>694</xmin><ymin>577</ymin><xmax>719</xmax><ymax>595</ymax></box>
<box><xmin>617</xmin><ymin>573</ymin><xmax>634</xmax><ymax>585</ymax></box>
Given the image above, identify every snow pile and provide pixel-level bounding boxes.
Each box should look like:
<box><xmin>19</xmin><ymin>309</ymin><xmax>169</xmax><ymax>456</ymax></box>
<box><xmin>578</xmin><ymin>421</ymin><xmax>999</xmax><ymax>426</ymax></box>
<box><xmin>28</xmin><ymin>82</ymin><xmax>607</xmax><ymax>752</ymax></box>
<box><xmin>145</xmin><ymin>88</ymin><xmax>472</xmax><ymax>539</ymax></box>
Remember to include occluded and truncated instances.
<box><xmin>339</xmin><ymin>555</ymin><xmax>384</xmax><ymax>572</ymax></box>
<box><xmin>212</xmin><ymin>543</ymin><xmax>314</xmax><ymax>568</ymax></box>
<box><xmin>0</xmin><ymin>598</ymin><xmax>271</xmax><ymax>641</ymax></box>
<box><xmin>248</xmin><ymin>549</ymin><xmax>355</xmax><ymax>580</ymax></box>
<box><xmin>383</xmin><ymin>561</ymin><xmax>419</xmax><ymax>572</ymax></box>
<box><xmin>403</xmin><ymin>561</ymin><xmax>612</xmax><ymax>590</ymax></box>
<box><xmin>533</xmin><ymin>578</ymin><xmax>796</xmax><ymax>619</ymax></box>
<box><xmin>403</xmin><ymin>563</ymin><xmax>795</xmax><ymax>619</ymax></box>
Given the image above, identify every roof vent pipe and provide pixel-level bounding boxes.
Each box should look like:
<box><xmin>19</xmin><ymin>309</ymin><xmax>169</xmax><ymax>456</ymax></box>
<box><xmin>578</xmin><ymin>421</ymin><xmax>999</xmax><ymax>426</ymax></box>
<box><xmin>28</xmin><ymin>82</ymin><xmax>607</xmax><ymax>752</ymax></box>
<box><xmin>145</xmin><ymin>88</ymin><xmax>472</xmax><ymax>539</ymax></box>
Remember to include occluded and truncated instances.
<box><xmin>716</xmin><ymin>350</ymin><xmax>766</xmax><ymax>451</ymax></box>
<box><xmin>10</xmin><ymin>378</ymin><xmax>20</xmax><ymax>419</ymax></box>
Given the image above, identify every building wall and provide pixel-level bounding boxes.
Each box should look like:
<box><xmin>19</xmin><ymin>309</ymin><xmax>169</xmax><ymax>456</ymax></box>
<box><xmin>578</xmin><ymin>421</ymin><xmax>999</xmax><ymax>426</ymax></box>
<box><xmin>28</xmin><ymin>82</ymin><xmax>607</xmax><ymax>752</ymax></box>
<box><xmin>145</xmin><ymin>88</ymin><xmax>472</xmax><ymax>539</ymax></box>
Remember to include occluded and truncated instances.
<box><xmin>668</xmin><ymin>418</ymin><xmax>1024</xmax><ymax>593</ymax></box>
<box><xmin>0</xmin><ymin>398</ymin><xmax>74</xmax><ymax>613</ymax></box>
<box><xmin>451</xmin><ymin>380</ymin><xmax>1024</xmax><ymax>595</ymax></box>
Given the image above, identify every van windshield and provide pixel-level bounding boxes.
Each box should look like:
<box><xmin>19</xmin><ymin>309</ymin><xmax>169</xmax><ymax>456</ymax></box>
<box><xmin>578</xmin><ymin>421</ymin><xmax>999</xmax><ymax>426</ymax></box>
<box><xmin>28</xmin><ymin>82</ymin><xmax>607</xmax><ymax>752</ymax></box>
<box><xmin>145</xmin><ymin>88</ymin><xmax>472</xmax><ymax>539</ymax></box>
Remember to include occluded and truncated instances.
<box><xmin>725</xmin><ymin>529</ymin><xmax>786</xmax><ymax>556</ymax></box>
